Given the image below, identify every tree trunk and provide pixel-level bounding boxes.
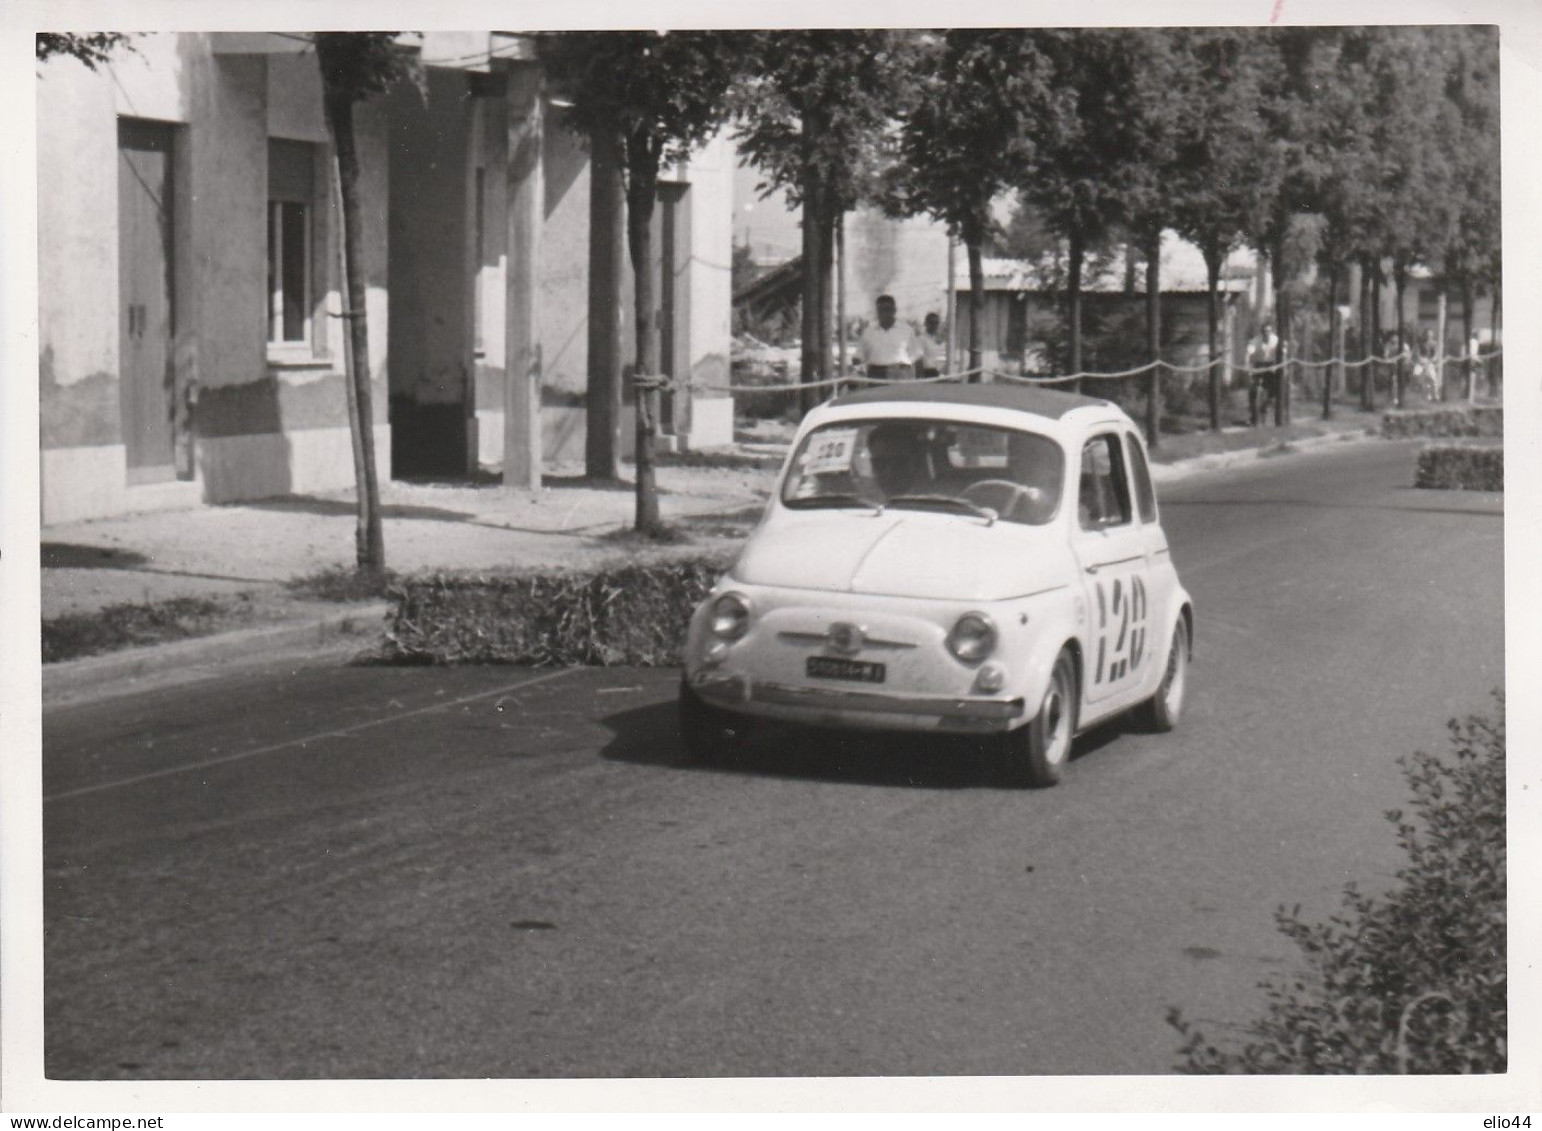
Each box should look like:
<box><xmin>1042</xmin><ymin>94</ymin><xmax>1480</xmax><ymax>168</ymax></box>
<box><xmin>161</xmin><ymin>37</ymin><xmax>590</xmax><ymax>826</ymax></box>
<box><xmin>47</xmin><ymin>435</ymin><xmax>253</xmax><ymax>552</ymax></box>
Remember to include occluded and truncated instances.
<box><xmin>799</xmin><ymin>165</ymin><xmax>825</xmax><ymax>414</ymax></box>
<box><xmin>1144</xmin><ymin>226</ymin><xmax>1160</xmax><ymax>447</ymax></box>
<box><xmin>585</xmin><ymin>126</ymin><xmax>625</xmax><ymax>481</ymax></box>
<box><xmin>1489</xmin><ymin>281</ymin><xmax>1501</xmax><ymax>398</ymax></box>
<box><xmin>1205</xmin><ymin>247</ymin><xmax>1221</xmax><ymax>432</ymax></box>
<box><xmin>324</xmin><ymin>89</ymin><xmax>385</xmax><ymax>579</ymax></box>
<box><xmin>1272</xmin><ymin>242</ymin><xmax>1287</xmax><ymax>428</ymax></box>
<box><xmin>1371</xmin><ymin>262</ymin><xmax>1384</xmax><ymax>411</ymax></box>
<box><xmin>966</xmin><ymin>228</ymin><xmax>985</xmax><ymax>379</ymax></box>
<box><xmin>1393</xmin><ymin>259</ymin><xmax>1407</xmax><ymax>408</ymax></box>
<box><xmin>817</xmin><ymin>202</ymin><xmax>836</xmax><ymax>398</ymax></box>
<box><xmin>835</xmin><ymin>213</ymin><xmax>846</xmax><ymax>379</ymax></box>
<box><xmin>1325</xmin><ymin>259</ymin><xmax>1339</xmax><ymax>421</ymax></box>
<box><xmin>1359</xmin><ymin>260</ymin><xmax>1374</xmax><ymax>411</ymax></box>
<box><xmin>626</xmin><ymin>133</ymin><xmax>663</xmax><ymax>535</ymax></box>
<box><xmin>1068</xmin><ymin>227</ymin><xmax>1084</xmax><ymax>394</ymax></box>
<box><xmin>1462</xmin><ymin>276</ymin><xmax>1475</xmax><ymax>401</ymax></box>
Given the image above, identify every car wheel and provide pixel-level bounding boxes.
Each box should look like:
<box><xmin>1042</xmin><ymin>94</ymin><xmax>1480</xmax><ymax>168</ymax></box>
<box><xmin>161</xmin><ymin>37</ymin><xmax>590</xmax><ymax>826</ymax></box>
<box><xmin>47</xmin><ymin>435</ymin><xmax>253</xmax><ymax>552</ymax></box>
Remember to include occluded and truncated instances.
<box><xmin>1002</xmin><ymin>649</ymin><xmax>1078</xmax><ymax>788</ymax></box>
<box><xmin>679</xmin><ymin>679</ymin><xmax>752</xmax><ymax>763</ymax></box>
<box><xmin>1139</xmin><ymin>617</ymin><xmax>1189</xmax><ymax>732</ymax></box>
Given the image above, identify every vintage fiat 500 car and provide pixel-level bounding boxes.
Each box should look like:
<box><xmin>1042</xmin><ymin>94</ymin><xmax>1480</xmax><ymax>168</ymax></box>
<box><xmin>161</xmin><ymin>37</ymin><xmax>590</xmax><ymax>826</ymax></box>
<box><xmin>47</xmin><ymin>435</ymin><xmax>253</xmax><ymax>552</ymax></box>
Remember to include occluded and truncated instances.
<box><xmin>679</xmin><ymin>383</ymin><xmax>1193</xmax><ymax>786</ymax></box>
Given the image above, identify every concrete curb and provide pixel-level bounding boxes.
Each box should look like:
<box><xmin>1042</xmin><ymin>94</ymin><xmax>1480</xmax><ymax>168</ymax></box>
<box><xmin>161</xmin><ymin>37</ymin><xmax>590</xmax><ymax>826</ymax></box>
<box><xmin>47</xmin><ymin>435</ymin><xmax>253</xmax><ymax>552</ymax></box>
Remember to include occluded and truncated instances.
<box><xmin>42</xmin><ymin>602</ymin><xmax>391</xmax><ymax>705</ymax></box>
<box><xmin>1149</xmin><ymin>427</ymin><xmax>1378</xmax><ymax>483</ymax></box>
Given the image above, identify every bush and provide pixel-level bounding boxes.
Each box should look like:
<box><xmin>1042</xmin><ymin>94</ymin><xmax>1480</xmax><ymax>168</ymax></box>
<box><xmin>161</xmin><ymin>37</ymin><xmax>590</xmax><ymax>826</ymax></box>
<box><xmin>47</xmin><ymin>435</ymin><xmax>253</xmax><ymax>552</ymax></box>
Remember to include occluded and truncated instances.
<box><xmin>379</xmin><ymin>556</ymin><xmax>729</xmax><ymax>666</ymax></box>
<box><xmin>1415</xmin><ymin>443</ymin><xmax>1503</xmax><ymax>491</ymax></box>
<box><xmin>1382</xmin><ymin>404</ymin><xmax>1503</xmax><ymax>439</ymax></box>
<box><xmin>1168</xmin><ymin>696</ymin><xmax>1506</xmax><ymax>1073</ymax></box>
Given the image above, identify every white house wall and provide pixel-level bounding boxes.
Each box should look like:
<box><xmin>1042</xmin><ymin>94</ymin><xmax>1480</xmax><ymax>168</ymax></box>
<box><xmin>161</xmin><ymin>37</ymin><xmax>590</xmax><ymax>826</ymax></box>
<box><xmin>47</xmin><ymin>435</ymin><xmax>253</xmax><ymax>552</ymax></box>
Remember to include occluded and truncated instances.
<box><xmin>38</xmin><ymin>34</ymin><xmax>391</xmax><ymax>524</ymax></box>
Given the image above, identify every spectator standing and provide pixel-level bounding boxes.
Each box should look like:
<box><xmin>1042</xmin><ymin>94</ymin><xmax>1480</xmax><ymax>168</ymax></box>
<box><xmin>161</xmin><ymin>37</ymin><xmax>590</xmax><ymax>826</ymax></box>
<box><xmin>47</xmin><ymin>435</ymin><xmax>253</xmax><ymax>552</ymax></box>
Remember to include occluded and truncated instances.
<box><xmin>1249</xmin><ymin>322</ymin><xmax>1280</xmax><ymax>424</ymax></box>
<box><xmin>918</xmin><ymin>312</ymin><xmax>947</xmax><ymax>379</ymax></box>
<box><xmin>858</xmin><ymin>295</ymin><xmax>920</xmax><ymax>381</ymax></box>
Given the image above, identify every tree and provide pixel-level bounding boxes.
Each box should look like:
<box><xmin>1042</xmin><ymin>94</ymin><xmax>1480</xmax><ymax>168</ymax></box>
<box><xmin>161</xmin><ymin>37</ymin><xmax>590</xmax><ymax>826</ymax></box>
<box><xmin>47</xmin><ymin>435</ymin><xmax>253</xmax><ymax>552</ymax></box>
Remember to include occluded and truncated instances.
<box><xmin>540</xmin><ymin>32</ymin><xmax>746</xmax><ymax>535</ymax></box>
<box><xmin>314</xmin><ymin>33</ymin><xmax>417</xmax><ymax>581</ymax></box>
<box><xmin>1435</xmin><ymin>26</ymin><xmax>1500</xmax><ymax>400</ymax></box>
<box><xmin>1248</xmin><ymin>26</ymin><xmax>1344</xmax><ymax>426</ymax></box>
<box><xmin>883</xmin><ymin>30</ymin><xmax>1060</xmax><ymax>377</ymax></box>
<box><xmin>1018</xmin><ymin>31</ymin><xmax>1143</xmax><ymax>389</ymax></box>
<box><xmin>1117</xmin><ymin>30</ymin><xmax>1191</xmax><ymax>445</ymax></box>
<box><xmin>36</xmin><ymin>33</ymin><xmax>133</xmax><ymax>69</ymax></box>
<box><xmin>1167</xmin><ymin>29</ymin><xmax>1284</xmax><ymax>431</ymax></box>
<box><xmin>734</xmin><ymin>31</ymin><xmax>922</xmax><ymax>409</ymax></box>
<box><xmin>1370</xmin><ymin>28</ymin><xmax>1460</xmax><ymax>407</ymax></box>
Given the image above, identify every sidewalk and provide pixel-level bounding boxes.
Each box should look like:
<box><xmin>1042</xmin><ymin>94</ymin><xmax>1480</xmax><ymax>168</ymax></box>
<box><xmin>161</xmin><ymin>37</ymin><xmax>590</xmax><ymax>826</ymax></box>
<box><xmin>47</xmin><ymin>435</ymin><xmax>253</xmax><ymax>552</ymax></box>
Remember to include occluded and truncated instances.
<box><xmin>38</xmin><ymin>411</ymin><xmax>1384</xmax><ymax>695</ymax></box>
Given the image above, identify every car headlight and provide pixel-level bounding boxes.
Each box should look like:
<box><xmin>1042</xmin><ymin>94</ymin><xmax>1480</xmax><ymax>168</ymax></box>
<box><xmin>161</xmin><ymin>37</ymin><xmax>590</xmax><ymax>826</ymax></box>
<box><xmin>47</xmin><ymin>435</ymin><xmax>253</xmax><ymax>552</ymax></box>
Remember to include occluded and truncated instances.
<box><xmin>709</xmin><ymin>592</ymin><xmax>752</xmax><ymax>641</ymax></box>
<box><xmin>947</xmin><ymin>612</ymin><xmax>997</xmax><ymax>664</ymax></box>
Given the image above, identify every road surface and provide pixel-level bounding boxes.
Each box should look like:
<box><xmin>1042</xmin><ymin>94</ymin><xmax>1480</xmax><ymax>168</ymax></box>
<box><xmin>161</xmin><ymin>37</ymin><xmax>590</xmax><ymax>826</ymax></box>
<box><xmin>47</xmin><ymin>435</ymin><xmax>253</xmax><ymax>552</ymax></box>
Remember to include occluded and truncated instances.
<box><xmin>41</xmin><ymin>438</ymin><xmax>1504</xmax><ymax>1078</ymax></box>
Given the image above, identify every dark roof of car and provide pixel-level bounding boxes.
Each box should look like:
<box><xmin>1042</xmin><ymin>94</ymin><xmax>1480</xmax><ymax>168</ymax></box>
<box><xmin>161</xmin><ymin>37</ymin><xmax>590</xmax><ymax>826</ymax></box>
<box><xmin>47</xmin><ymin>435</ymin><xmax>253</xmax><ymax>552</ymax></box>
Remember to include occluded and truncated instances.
<box><xmin>828</xmin><ymin>381</ymin><xmax>1112</xmax><ymax>421</ymax></box>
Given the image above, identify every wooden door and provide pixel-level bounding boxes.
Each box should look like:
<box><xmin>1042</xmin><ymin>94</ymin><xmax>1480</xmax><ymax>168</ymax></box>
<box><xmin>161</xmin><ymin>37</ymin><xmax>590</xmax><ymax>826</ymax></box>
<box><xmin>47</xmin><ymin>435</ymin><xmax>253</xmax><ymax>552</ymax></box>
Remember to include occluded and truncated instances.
<box><xmin>118</xmin><ymin>120</ymin><xmax>176</xmax><ymax>483</ymax></box>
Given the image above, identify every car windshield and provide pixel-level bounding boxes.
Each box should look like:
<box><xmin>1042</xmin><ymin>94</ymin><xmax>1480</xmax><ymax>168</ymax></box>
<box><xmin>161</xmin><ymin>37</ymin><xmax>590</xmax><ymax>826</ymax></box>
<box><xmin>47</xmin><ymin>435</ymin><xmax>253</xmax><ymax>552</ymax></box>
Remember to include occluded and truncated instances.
<box><xmin>780</xmin><ymin>419</ymin><xmax>1065</xmax><ymax>526</ymax></box>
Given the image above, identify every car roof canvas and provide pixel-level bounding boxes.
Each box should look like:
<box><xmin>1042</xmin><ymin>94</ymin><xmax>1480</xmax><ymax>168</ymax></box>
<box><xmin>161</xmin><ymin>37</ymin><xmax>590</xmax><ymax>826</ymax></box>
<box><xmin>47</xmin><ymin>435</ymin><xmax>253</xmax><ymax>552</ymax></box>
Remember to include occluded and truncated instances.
<box><xmin>829</xmin><ymin>382</ymin><xmax>1111</xmax><ymax>421</ymax></box>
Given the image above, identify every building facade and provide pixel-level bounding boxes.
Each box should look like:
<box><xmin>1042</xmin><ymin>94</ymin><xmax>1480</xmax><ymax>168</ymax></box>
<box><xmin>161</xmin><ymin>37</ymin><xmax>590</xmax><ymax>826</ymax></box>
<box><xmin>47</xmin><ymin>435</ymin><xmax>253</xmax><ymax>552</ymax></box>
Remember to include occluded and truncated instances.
<box><xmin>37</xmin><ymin>32</ymin><xmax>734</xmax><ymax>525</ymax></box>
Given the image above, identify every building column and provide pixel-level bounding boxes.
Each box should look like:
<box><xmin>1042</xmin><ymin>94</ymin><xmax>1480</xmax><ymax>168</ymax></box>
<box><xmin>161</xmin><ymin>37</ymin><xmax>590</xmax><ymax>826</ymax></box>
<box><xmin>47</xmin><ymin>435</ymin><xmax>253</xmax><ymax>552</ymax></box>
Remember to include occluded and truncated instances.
<box><xmin>503</xmin><ymin>60</ymin><xmax>543</xmax><ymax>491</ymax></box>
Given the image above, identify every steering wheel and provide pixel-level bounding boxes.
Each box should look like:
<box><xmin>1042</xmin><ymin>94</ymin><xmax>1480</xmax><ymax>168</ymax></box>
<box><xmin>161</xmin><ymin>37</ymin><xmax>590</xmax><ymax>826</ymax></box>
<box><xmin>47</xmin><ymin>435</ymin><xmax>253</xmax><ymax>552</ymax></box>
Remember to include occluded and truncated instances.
<box><xmin>962</xmin><ymin>479</ymin><xmax>1042</xmax><ymax>520</ymax></box>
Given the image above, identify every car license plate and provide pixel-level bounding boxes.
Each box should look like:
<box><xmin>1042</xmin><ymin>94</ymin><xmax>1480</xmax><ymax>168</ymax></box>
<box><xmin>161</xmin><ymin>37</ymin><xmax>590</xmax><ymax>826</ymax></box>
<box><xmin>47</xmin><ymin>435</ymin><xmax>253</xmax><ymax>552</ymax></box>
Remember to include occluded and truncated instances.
<box><xmin>806</xmin><ymin>656</ymin><xmax>886</xmax><ymax>683</ymax></box>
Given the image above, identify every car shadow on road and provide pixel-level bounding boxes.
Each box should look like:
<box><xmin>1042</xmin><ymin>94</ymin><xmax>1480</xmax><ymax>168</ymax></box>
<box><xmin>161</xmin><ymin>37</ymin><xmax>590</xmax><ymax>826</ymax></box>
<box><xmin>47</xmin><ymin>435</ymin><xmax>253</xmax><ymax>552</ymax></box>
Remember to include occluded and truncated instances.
<box><xmin>597</xmin><ymin>696</ymin><xmax>1128</xmax><ymax>791</ymax></box>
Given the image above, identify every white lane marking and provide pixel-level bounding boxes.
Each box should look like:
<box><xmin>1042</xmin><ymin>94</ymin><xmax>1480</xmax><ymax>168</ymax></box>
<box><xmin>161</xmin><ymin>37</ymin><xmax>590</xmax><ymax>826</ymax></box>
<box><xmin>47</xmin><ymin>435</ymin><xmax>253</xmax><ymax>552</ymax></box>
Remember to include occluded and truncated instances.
<box><xmin>44</xmin><ymin>667</ymin><xmax>582</xmax><ymax>804</ymax></box>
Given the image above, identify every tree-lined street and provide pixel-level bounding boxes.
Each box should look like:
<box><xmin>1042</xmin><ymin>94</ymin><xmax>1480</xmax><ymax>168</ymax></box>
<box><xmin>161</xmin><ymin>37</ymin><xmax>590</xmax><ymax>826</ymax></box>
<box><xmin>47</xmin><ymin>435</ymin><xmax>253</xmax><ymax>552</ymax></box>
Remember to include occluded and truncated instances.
<box><xmin>42</xmin><ymin>440</ymin><xmax>1503</xmax><ymax>1078</ymax></box>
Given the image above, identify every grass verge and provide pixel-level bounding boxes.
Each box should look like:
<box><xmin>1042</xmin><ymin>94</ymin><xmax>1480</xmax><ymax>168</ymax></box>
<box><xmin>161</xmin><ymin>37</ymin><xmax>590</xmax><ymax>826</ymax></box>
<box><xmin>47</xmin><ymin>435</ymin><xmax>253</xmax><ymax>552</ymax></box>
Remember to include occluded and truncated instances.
<box><xmin>42</xmin><ymin>594</ymin><xmax>257</xmax><ymax>664</ymax></box>
<box><xmin>1168</xmin><ymin>695</ymin><xmax>1506</xmax><ymax>1073</ymax></box>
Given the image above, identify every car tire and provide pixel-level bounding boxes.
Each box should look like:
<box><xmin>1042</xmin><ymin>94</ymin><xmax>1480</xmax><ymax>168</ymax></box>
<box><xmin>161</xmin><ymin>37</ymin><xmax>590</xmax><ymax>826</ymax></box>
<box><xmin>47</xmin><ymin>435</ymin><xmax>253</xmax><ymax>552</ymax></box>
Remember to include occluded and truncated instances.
<box><xmin>1138</xmin><ymin>617</ymin><xmax>1189</xmax><ymax>733</ymax></box>
<box><xmin>1002</xmin><ymin>649</ymin><xmax>1078</xmax><ymax>788</ymax></box>
<box><xmin>678</xmin><ymin>679</ymin><xmax>752</xmax><ymax>764</ymax></box>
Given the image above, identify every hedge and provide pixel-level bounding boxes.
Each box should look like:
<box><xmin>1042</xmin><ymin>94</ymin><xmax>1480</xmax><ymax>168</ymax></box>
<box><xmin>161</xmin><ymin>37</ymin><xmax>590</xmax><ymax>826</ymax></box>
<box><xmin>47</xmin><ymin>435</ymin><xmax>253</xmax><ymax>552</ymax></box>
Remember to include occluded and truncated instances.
<box><xmin>379</xmin><ymin>556</ymin><xmax>729</xmax><ymax>666</ymax></box>
<box><xmin>1415</xmin><ymin>443</ymin><xmax>1504</xmax><ymax>491</ymax></box>
<box><xmin>1169</xmin><ymin>696</ymin><xmax>1506</xmax><ymax>1073</ymax></box>
<box><xmin>1382</xmin><ymin>404</ymin><xmax>1503</xmax><ymax>439</ymax></box>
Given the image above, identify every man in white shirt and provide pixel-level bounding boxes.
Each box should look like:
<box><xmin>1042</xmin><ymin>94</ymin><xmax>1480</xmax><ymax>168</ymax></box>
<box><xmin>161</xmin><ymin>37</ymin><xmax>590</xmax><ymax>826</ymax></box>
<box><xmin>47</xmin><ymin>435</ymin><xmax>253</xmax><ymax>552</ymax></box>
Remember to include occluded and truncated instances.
<box><xmin>858</xmin><ymin>295</ymin><xmax>920</xmax><ymax>380</ymax></box>
<box><xmin>918</xmin><ymin>312</ymin><xmax>946</xmax><ymax>378</ymax></box>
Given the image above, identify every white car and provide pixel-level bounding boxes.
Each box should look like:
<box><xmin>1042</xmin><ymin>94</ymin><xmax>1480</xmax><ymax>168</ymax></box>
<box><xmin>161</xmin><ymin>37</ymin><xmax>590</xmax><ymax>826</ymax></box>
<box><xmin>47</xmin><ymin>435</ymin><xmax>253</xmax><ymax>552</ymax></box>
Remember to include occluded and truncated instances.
<box><xmin>679</xmin><ymin>383</ymin><xmax>1194</xmax><ymax>786</ymax></box>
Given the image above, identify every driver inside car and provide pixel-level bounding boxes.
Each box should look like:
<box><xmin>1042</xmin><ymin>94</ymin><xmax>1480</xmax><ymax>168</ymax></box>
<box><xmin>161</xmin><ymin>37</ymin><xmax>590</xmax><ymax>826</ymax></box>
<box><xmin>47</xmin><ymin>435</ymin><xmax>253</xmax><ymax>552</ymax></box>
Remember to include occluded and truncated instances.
<box><xmin>864</xmin><ymin>422</ymin><xmax>931</xmax><ymax>500</ymax></box>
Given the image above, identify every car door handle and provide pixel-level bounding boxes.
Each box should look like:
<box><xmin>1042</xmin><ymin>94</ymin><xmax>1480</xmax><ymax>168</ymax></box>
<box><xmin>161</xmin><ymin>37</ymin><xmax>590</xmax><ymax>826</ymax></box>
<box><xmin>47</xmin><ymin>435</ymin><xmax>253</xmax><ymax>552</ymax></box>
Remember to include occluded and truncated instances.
<box><xmin>1085</xmin><ymin>554</ymin><xmax>1145</xmax><ymax>575</ymax></box>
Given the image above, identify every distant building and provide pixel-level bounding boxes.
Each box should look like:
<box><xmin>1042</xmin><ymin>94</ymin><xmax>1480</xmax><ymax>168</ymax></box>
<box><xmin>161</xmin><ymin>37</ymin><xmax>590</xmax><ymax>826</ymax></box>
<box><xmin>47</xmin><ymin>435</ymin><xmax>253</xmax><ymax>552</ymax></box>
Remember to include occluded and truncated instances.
<box><xmin>950</xmin><ymin>235</ymin><xmax>1259</xmax><ymax>378</ymax></box>
<box><xmin>732</xmin><ymin>164</ymin><xmax>952</xmax><ymax>347</ymax></box>
<box><xmin>37</xmin><ymin>32</ymin><xmax>734</xmax><ymax>525</ymax></box>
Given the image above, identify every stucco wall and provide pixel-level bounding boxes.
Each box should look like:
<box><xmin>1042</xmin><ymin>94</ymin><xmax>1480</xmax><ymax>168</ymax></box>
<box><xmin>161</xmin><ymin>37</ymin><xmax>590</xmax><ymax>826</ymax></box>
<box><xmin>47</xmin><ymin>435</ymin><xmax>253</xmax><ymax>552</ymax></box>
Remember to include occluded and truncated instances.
<box><xmin>37</xmin><ymin>50</ymin><xmax>121</xmax><ymax>450</ymax></box>
<box><xmin>387</xmin><ymin>69</ymin><xmax>473</xmax><ymax>408</ymax></box>
<box><xmin>684</xmin><ymin>133</ymin><xmax>734</xmax><ymax>395</ymax></box>
<box><xmin>540</xmin><ymin>108</ymin><xmax>593</xmax><ymax>398</ymax></box>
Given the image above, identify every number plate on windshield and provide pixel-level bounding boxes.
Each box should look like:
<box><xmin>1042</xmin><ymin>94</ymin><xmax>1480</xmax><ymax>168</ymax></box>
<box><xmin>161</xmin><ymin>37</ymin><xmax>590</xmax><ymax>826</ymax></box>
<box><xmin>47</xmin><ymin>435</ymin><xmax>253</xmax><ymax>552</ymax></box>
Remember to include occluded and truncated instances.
<box><xmin>807</xmin><ymin>656</ymin><xmax>886</xmax><ymax>683</ymax></box>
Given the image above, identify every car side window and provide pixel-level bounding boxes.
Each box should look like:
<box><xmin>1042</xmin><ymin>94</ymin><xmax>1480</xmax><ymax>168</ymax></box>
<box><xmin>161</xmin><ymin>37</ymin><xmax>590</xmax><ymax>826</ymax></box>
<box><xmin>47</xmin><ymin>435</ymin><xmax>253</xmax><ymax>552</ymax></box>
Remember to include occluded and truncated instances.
<box><xmin>1124</xmin><ymin>432</ymin><xmax>1158</xmax><ymax>524</ymax></box>
<box><xmin>1078</xmin><ymin>434</ymin><xmax>1134</xmax><ymax>530</ymax></box>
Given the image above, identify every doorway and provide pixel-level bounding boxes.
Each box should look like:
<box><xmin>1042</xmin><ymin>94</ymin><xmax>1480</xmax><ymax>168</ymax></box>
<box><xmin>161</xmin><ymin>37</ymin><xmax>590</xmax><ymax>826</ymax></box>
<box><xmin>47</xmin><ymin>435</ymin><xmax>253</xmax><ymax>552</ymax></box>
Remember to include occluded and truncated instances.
<box><xmin>117</xmin><ymin>119</ymin><xmax>180</xmax><ymax>484</ymax></box>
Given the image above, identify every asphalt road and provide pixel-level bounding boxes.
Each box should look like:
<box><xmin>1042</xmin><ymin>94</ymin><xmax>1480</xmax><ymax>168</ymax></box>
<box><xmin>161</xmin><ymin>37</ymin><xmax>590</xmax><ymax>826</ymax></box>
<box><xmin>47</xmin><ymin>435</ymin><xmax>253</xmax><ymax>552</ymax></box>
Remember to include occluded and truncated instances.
<box><xmin>41</xmin><ymin>438</ymin><xmax>1504</xmax><ymax>1079</ymax></box>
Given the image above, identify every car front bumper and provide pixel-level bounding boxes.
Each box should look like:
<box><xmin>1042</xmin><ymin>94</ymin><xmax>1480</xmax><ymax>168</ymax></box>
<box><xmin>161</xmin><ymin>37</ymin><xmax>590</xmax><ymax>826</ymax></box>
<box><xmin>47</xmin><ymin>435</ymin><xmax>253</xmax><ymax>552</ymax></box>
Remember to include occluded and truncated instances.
<box><xmin>689</xmin><ymin>669</ymin><xmax>1027</xmax><ymax>733</ymax></box>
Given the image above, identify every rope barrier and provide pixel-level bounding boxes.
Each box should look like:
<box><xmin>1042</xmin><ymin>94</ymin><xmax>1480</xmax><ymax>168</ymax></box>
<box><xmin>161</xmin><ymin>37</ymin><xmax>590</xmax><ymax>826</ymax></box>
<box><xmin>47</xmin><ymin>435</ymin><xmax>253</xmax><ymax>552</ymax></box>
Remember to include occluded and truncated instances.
<box><xmin>684</xmin><ymin>348</ymin><xmax>1502</xmax><ymax>397</ymax></box>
